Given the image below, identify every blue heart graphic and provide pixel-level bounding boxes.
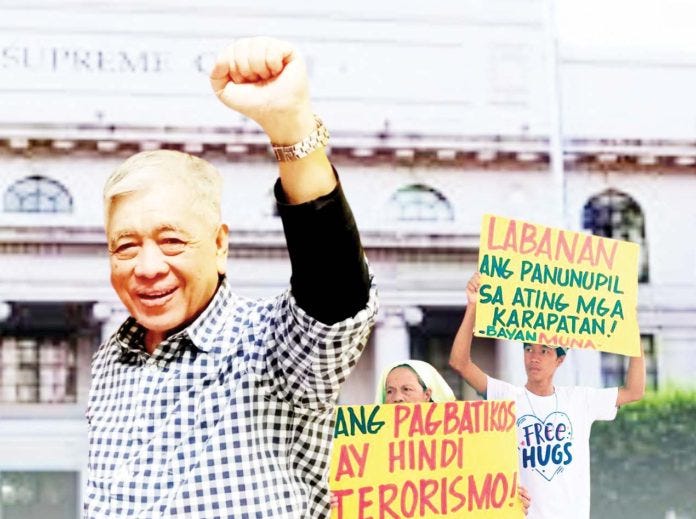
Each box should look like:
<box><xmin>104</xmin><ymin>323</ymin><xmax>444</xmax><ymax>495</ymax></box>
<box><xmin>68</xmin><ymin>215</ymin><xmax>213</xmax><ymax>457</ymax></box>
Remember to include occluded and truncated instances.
<box><xmin>516</xmin><ymin>411</ymin><xmax>574</xmax><ymax>481</ymax></box>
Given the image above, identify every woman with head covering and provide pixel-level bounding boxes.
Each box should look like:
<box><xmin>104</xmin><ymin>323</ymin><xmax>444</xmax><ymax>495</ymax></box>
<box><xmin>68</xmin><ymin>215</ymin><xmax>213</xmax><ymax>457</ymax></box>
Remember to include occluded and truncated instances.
<box><xmin>376</xmin><ymin>359</ymin><xmax>456</xmax><ymax>404</ymax></box>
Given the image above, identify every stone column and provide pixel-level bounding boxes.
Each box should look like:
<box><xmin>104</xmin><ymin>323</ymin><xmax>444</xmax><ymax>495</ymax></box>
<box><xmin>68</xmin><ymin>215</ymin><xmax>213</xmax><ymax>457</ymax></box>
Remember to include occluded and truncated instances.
<box><xmin>0</xmin><ymin>301</ymin><xmax>11</xmax><ymax>322</ymax></box>
<box><xmin>495</xmin><ymin>339</ymin><xmax>527</xmax><ymax>386</ymax></box>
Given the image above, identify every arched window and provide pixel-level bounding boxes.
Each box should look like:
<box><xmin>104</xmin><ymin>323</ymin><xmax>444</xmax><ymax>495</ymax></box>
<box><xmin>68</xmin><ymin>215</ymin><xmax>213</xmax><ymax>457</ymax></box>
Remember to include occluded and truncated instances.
<box><xmin>4</xmin><ymin>176</ymin><xmax>73</xmax><ymax>213</ymax></box>
<box><xmin>387</xmin><ymin>184</ymin><xmax>454</xmax><ymax>222</ymax></box>
<box><xmin>582</xmin><ymin>189</ymin><xmax>648</xmax><ymax>282</ymax></box>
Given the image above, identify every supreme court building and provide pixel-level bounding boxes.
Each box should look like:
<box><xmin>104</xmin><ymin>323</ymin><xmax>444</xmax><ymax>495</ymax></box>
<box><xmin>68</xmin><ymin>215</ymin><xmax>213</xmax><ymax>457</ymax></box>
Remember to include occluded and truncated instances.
<box><xmin>1</xmin><ymin>1</ymin><xmax>695</xmax><ymax>516</ymax></box>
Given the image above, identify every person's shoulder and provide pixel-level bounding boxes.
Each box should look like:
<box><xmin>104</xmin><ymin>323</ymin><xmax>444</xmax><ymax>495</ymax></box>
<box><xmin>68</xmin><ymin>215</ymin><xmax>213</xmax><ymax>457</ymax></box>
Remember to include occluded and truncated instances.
<box><xmin>557</xmin><ymin>384</ymin><xmax>615</xmax><ymax>402</ymax></box>
<box><xmin>487</xmin><ymin>376</ymin><xmax>523</xmax><ymax>399</ymax></box>
<box><xmin>91</xmin><ymin>333</ymin><xmax>123</xmax><ymax>371</ymax></box>
<box><xmin>556</xmin><ymin>385</ymin><xmax>586</xmax><ymax>398</ymax></box>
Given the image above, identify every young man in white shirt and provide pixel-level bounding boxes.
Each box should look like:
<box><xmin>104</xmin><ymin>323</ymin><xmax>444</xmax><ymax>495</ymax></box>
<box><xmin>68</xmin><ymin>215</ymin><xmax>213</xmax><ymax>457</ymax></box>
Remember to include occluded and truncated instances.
<box><xmin>449</xmin><ymin>272</ymin><xmax>645</xmax><ymax>519</ymax></box>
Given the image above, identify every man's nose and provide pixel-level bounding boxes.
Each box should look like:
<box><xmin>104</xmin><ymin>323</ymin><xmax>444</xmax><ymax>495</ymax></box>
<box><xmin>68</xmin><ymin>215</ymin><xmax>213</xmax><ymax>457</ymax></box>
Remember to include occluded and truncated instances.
<box><xmin>528</xmin><ymin>351</ymin><xmax>542</xmax><ymax>362</ymax></box>
<box><xmin>133</xmin><ymin>242</ymin><xmax>169</xmax><ymax>278</ymax></box>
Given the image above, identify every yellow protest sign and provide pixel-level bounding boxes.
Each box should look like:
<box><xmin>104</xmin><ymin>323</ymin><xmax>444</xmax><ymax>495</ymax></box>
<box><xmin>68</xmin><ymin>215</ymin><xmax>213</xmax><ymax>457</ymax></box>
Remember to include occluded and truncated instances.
<box><xmin>329</xmin><ymin>401</ymin><xmax>523</xmax><ymax>518</ymax></box>
<box><xmin>475</xmin><ymin>214</ymin><xmax>640</xmax><ymax>356</ymax></box>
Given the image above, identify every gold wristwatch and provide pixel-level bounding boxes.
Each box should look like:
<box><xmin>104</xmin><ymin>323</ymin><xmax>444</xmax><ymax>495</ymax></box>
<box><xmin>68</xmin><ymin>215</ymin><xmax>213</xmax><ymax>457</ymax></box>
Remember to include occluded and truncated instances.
<box><xmin>271</xmin><ymin>115</ymin><xmax>330</xmax><ymax>162</ymax></box>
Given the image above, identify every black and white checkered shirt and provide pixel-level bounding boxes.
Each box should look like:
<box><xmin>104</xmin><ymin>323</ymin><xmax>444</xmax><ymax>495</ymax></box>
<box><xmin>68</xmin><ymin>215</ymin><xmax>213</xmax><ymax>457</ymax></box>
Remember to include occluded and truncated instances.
<box><xmin>85</xmin><ymin>277</ymin><xmax>377</xmax><ymax>518</ymax></box>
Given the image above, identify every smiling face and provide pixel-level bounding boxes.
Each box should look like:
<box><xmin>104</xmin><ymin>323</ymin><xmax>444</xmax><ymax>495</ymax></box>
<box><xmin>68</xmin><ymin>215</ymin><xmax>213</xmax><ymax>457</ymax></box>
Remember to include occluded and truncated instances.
<box><xmin>384</xmin><ymin>366</ymin><xmax>432</xmax><ymax>404</ymax></box>
<box><xmin>523</xmin><ymin>343</ymin><xmax>565</xmax><ymax>384</ymax></box>
<box><xmin>106</xmin><ymin>180</ymin><xmax>228</xmax><ymax>349</ymax></box>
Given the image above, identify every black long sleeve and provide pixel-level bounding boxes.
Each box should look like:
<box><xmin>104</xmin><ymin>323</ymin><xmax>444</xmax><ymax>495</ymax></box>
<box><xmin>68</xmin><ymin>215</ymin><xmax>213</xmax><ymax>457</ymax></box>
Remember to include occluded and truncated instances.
<box><xmin>274</xmin><ymin>171</ymin><xmax>370</xmax><ymax>325</ymax></box>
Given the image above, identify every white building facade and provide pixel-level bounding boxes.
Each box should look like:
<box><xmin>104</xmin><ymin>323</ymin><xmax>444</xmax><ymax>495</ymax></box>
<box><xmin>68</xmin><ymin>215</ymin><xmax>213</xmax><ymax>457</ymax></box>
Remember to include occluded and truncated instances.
<box><xmin>0</xmin><ymin>1</ymin><xmax>694</xmax><ymax>517</ymax></box>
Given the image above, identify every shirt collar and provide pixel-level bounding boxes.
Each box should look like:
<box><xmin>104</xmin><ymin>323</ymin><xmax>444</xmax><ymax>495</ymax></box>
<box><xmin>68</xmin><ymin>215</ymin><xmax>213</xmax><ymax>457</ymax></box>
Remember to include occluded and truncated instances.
<box><xmin>186</xmin><ymin>276</ymin><xmax>235</xmax><ymax>353</ymax></box>
<box><xmin>114</xmin><ymin>276</ymin><xmax>235</xmax><ymax>359</ymax></box>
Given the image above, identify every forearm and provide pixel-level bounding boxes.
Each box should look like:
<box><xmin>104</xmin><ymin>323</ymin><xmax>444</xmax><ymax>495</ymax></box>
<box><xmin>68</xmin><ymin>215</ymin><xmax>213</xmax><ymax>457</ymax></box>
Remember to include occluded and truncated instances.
<box><xmin>449</xmin><ymin>304</ymin><xmax>487</xmax><ymax>394</ymax></box>
<box><xmin>278</xmin><ymin>149</ymin><xmax>335</xmax><ymax>204</ymax></box>
<box><xmin>272</xmin><ymin>112</ymin><xmax>336</xmax><ymax>204</ymax></box>
<box><xmin>449</xmin><ymin>305</ymin><xmax>476</xmax><ymax>371</ymax></box>
<box><xmin>276</xmin><ymin>176</ymin><xmax>369</xmax><ymax>324</ymax></box>
<box><xmin>624</xmin><ymin>353</ymin><xmax>646</xmax><ymax>397</ymax></box>
<box><xmin>617</xmin><ymin>347</ymin><xmax>646</xmax><ymax>406</ymax></box>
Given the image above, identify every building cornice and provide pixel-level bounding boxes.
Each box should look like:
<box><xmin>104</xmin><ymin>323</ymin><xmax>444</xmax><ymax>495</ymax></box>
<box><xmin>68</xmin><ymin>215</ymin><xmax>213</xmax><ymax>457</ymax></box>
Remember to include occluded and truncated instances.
<box><xmin>2</xmin><ymin>124</ymin><xmax>695</xmax><ymax>171</ymax></box>
<box><xmin>0</xmin><ymin>225</ymin><xmax>481</xmax><ymax>257</ymax></box>
<box><xmin>0</xmin><ymin>226</ymin><xmax>475</xmax><ymax>247</ymax></box>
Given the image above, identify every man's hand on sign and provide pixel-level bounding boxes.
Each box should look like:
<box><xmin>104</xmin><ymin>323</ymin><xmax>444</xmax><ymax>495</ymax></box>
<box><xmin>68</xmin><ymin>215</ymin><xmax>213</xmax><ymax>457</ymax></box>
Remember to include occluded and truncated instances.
<box><xmin>519</xmin><ymin>485</ymin><xmax>531</xmax><ymax>515</ymax></box>
<box><xmin>466</xmin><ymin>271</ymin><xmax>481</xmax><ymax>306</ymax></box>
<box><xmin>330</xmin><ymin>491</ymin><xmax>337</xmax><ymax>509</ymax></box>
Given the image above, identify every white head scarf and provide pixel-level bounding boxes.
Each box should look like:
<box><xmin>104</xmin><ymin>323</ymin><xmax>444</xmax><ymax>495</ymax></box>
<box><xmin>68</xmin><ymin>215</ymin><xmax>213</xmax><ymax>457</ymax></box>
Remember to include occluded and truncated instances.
<box><xmin>375</xmin><ymin>360</ymin><xmax>456</xmax><ymax>404</ymax></box>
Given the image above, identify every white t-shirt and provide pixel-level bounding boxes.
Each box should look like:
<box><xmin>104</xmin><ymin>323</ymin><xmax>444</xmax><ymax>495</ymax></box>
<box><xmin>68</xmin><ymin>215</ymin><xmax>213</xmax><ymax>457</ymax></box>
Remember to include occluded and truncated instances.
<box><xmin>487</xmin><ymin>377</ymin><xmax>618</xmax><ymax>519</ymax></box>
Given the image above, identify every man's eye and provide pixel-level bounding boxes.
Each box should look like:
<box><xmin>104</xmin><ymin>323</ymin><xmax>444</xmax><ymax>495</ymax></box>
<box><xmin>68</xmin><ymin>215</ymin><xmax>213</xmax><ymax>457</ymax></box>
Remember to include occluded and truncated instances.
<box><xmin>113</xmin><ymin>243</ymin><xmax>139</xmax><ymax>259</ymax></box>
<box><xmin>160</xmin><ymin>238</ymin><xmax>186</xmax><ymax>254</ymax></box>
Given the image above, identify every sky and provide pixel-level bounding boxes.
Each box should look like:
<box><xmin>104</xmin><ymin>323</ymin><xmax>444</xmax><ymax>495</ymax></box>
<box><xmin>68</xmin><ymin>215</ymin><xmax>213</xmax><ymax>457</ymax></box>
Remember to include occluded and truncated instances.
<box><xmin>556</xmin><ymin>0</ymin><xmax>696</xmax><ymax>54</ymax></box>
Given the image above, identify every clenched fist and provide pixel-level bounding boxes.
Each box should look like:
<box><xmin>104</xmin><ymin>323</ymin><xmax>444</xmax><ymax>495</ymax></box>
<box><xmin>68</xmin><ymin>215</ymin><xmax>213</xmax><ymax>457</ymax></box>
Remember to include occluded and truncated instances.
<box><xmin>210</xmin><ymin>37</ymin><xmax>315</xmax><ymax>145</ymax></box>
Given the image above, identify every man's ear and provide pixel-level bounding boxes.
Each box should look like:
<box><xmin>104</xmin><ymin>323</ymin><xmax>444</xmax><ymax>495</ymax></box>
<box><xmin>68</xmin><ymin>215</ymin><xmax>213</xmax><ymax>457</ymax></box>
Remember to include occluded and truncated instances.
<box><xmin>556</xmin><ymin>354</ymin><xmax>566</xmax><ymax>368</ymax></box>
<box><xmin>215</xmin><ymin>223</ymin><xmax>230</xmax><ymax>275</ymax></box>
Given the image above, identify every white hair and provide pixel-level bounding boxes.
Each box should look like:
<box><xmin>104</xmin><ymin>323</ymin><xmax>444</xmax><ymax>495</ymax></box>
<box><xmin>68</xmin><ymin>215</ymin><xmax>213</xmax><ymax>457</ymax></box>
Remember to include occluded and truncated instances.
<box><xmin>103</xmin><ymin>149</ymin><xmax>223</xmax><ymax>227</ymax></box>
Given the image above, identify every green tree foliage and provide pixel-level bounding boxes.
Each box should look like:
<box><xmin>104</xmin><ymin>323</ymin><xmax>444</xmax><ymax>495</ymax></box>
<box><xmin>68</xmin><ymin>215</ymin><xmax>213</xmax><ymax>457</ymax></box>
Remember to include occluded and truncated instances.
<box><xmin>591</xmin><ymin>391</ymin><xmax>696</xmax><ymax>519</ymax></box>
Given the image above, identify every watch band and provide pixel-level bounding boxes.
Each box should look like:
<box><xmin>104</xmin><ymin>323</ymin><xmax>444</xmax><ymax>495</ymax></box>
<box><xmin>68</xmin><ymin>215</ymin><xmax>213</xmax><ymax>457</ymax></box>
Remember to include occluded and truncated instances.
<box><xmin>271</xmin><ymin>115</ymin><xmax>330</xmax><ymax>162</ymax></box>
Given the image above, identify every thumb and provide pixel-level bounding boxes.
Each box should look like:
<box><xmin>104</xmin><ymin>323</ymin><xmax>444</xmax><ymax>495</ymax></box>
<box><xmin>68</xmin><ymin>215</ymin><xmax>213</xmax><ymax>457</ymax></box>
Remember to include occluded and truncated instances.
<box><xmin>215</xmin><ymin>81</ymin><xmax>266</xmax><ymax>113</ymax></box>
<box><xmin>209</xmin><ymin>59</ymin><xmax>231</xmax><ymax>96</ymax></box>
